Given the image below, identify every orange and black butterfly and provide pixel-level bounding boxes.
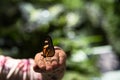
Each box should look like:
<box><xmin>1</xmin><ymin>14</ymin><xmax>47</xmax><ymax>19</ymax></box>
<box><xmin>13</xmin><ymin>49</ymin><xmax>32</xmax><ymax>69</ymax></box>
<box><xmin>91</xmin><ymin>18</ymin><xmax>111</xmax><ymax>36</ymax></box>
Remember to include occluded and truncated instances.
<box><xmin>42</xmin><ymin>35</ymin><xmax>55</xmax><ymax>57</ymax></box>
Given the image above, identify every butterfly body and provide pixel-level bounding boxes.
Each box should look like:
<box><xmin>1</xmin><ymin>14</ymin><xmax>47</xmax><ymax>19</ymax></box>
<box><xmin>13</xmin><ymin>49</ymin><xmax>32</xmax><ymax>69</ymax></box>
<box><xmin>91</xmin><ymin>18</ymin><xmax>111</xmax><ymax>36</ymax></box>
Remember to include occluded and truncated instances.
<box><xmin>42</xmin><ymin>36</ymin><xmax>55</xmax><ymax>57</ymax></box>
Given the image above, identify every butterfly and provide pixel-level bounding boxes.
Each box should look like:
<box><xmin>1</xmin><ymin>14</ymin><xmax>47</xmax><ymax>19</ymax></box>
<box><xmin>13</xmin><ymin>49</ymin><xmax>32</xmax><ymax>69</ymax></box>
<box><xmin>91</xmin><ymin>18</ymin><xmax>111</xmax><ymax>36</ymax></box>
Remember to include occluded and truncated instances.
<box><xmin>42</xmin><ymin>35</ymin><xmax>55</xmax><ymax>57</ymax></box>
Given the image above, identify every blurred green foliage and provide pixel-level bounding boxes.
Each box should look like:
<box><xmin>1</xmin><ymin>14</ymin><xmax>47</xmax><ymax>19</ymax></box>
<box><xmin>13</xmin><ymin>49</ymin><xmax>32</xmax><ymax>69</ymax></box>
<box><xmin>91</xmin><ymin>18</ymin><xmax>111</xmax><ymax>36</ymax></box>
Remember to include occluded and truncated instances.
<box><xmin>0</xmin><ymin>0</ymin><xmax>120</xmax><ymax>80</ymax></box>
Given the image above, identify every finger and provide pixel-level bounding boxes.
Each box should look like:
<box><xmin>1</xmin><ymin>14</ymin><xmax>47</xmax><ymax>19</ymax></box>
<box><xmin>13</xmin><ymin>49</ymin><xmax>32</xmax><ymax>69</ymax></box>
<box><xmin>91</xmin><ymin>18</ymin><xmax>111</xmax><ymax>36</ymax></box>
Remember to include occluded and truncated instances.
<box><xmin>51</xmin><ymin>52</ymin><xmax>59</xmax><ymax>68</ymax></box>
<box><xmin>45</xmin><ymin>57</ymin><xmax>52</xmax><ymax>71</ymax></box>
<box><xmin>34</xmin><ymin>52</ymin><xmax>46</xmax><ymax>69</ymax></box>
<box><xmin>54</xmin><ymin>47</ymin><xmax>66</xmax><ymax>65</ymax></box>
<box><xmin>58</xmin><ymin>50</ymin><xmax>67</xmax><ymax>65</ymax></box>
<box><xmin>34</xmin><ymin>52</ymin><xmax>42</xmax><ymax>64</ymax></box>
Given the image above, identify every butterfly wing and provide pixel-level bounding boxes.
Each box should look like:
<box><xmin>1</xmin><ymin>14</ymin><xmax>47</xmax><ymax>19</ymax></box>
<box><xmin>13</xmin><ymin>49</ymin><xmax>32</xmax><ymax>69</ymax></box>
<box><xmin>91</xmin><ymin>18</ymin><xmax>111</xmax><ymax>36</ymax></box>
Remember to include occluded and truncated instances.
<box><xmin>42</xmin><ymin>35</ymin><xmax>55</xmax><ymax>57</ymax></box>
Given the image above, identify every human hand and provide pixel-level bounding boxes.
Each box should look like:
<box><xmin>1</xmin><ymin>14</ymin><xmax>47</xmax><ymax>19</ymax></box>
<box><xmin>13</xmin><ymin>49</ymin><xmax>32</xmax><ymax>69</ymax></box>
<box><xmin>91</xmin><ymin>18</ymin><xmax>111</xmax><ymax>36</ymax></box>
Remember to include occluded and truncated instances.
<box><xmin>33</xmin><ymin>46</ymin><xmax>66</xmax><ymax>73</ymax></box>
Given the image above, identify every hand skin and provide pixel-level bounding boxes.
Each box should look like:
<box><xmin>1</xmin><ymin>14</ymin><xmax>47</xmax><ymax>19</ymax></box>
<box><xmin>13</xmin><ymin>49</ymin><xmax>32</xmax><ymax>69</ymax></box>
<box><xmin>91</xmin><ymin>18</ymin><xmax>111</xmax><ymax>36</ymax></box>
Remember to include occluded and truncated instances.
<box><xmin>33</xmin><ymin>46</ymin><xmax>67</xmax><ymax>73</ymax></box>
